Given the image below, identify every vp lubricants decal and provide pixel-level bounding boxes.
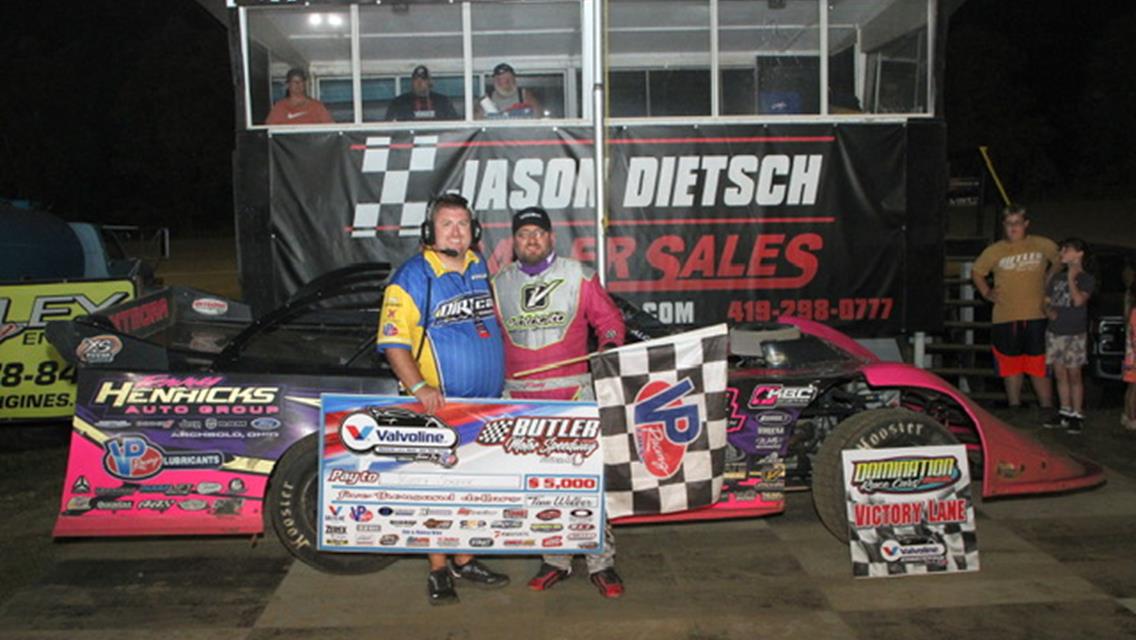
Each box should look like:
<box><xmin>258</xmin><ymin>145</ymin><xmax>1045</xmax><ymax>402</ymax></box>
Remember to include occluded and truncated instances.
<box><xmin>102</xmin><ymin>435</ymin><xmax>223</xmax><ymax>480</ymax></box>
<box><xmin>632</xmin><ymin>378</ymin><xmax>700</xmax><ymax>479</ymax></box>
<box><xmin>338</xmin><ymin>407</ymin><xmax>459</xmax><ymax>467</ymax></box>
<box><xmin>850</xmin><ymin>455</ymin><xmax>961</xmax><ymax>495</ymax></box>
<box><xmin>476</xmin><ymin>416</ymin><xmax>600</xmax><ymax>464</ymax></box>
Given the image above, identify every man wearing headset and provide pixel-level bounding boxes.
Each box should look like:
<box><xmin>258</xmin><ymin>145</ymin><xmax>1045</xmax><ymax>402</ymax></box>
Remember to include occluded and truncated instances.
<box><xmin>492</xmin><ymin>206</ymin><xmax>626</xmax><ymax>598</ymax></box>
<box><xmin>376</xmin><ymin>193</ymin><xmax>509</xmax><ymax>605</ymax></box>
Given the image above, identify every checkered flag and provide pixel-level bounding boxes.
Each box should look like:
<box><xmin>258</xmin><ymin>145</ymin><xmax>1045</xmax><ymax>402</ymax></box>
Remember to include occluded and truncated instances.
<box><xmin>351</xmin><ymin>135</ymin><xmax>439</xmax><ymax>238</ymax></box>
<box><xmin>476</xmin><ymin>420</ymin><xmax>512</xmax><ymax>446</ymax></box>
<box><xmin>592</xmin><ymin>324</ymin><xmax>729</xmax><ymax>519</ymax></box>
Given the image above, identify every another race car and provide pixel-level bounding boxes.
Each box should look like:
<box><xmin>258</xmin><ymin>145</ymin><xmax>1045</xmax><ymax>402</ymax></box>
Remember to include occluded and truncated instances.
<box><xmin>45</xmin><ymin>263</ymin><xmax>1104</xmax><ymax>573</ymax></box>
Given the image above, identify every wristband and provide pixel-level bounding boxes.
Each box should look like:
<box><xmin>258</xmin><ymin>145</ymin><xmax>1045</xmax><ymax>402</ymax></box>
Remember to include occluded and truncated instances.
<box><xmin>408</xmin><ymin>380</ymin><xmax>428</xmax><ymax>394</ymax></box>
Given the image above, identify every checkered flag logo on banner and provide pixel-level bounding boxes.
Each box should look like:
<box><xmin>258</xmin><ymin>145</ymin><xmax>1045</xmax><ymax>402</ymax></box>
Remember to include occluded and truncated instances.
<box><xmin>592</xmin><ymin>324</ymin><xmax>729</xmax><ymax>519</ymax></box>
<box><xmin>351</xmin><ymin>135</ymin><xmax>439</xmax><ymax>238</ymax></box>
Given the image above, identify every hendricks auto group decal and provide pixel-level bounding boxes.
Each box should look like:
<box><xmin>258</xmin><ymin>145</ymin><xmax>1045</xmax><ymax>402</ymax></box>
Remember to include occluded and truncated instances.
<box><xmin>319</xmin><ymin>395</ymin><xmax>604</xmax><ymax>556</ymax></box>
<box><xmin>841</xmin><ymin>445</ymin><xmax>979</xmax><ymax>578</ymax></box>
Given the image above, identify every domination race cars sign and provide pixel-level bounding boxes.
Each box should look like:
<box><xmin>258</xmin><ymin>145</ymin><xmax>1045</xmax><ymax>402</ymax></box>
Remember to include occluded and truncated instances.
<box><xmin>247</xmin><ymin>122</ymin><xmax>943</xmax><ymax>336</ymax></box>
<box><xmin>319</xmin><ymin>395</ymin><xmax>605</xmax><ymax>555</ymax></box>
<box><xmin>842</xmin><ymin>445</ymin><xmax>979</xmax><ymax>578</ymax></box>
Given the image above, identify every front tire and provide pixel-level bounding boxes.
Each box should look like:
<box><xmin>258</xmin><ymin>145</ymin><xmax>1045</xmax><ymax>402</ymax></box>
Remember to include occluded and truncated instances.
<box><xmin>812</xmin><ymin>408</ymin><xmax>958</xmax><ymax>543</ymax></box>
<box><xmin>266</xmin><ymin>434</ymin><xmax>397</xmax><ymax>574</ymax></box>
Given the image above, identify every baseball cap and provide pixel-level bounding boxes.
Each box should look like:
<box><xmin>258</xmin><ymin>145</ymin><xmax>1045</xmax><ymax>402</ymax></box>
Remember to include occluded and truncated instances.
<box><xmin>412</xmin><ymin>65</ymin><xmax>430</xmax><ymax>79</ymax></box>
<box><xmin>493</xmin><ymin>62</ymin><xmax>516</xmax><ymax>77</ymax></box>
<box><xmin>513</xmin><ymin>207</ymin><xmax>552</xmax><ymax>234</ymax></box>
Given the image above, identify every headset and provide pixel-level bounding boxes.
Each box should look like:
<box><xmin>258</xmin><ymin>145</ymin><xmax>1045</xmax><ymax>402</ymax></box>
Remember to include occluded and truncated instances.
<box><xmin>421</xmin><ymin>193</ymin><xmax>482</xmax><ymax>247</ymax></box>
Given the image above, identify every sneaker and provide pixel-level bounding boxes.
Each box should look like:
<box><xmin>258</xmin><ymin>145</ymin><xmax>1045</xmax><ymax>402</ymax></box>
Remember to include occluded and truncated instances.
<box><xmin>589</xmin><ymin>568</ymin><xmax>625</xmax><ymax>599</ymax></box>
<box><xmin>450</xmin><ymin>559</ymin><xmax>510</xmax><ymax>589</ymax></box>
<box><xmin>527</xmin><ymin>562</ymin><xmax>571</xmax><ymax>591</ymax></box>
<box><xmin>427</xmin><ymin>568</ymin><xmax>458</xmax><ymax>606</ymax></box>
<box><xmin>1043</xmin><ymin>409</ymin><xmax>1069</xmax><ymax>430</ymax></box>
<box><xmin>1066</xmin><ymin>414</ymin><xmax>1083</xmax><ymax>435</ymax></box>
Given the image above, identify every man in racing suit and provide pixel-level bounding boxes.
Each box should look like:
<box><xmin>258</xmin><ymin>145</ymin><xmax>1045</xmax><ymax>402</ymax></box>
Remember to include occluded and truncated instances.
<box><xmin>492</xmin><ymin>206</ymin><xmax>626</xmax><ymax>598</ymax></box>
<box><xmin>377</xmin><ymin>194</ymin><xmax>509</xmax><ymax>606</ymax></box>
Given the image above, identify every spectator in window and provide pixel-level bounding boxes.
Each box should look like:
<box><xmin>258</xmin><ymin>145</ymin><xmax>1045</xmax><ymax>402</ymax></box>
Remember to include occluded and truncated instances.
<box><xmin>266</xmin><ymin>68</ymin><xmax>334</xmax><ymax>125</ymax></box>
<box><xmin>385</xmin><ymin>65</ymin><xmax>459</xmax><ymax>122</ymax></box>
<box><xmin>475</xmin><ymin>63</ymin><xmax>541</xmax><ymax>119</ymax></box>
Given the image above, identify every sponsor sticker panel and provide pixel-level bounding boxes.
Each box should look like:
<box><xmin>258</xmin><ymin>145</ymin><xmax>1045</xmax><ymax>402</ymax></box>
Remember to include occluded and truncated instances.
<box><xmin>0</xmin><ymin>279</ymin><xmax>135</xmax><ymax>421</ymax></box>
<box><xmin>842</xmin><ymin>445</ymin><xmax>979</xmax><ymax>578</ymax></box>
<box><xmin>319</xmin><ymin>395</ymin><xmax>605</xmax><ymax>555</ymax></box>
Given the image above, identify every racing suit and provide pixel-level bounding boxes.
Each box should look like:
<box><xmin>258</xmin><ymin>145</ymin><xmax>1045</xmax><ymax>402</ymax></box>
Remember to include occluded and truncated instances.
<box><xmin>492</xmin><ymin>254</ymin><xmax>624</xmax><ymax>572</ymax></box>
<box><xmin>378</xmin><ymin>249</ymin><xmax>504</xmax><ymax>398</ymax></box>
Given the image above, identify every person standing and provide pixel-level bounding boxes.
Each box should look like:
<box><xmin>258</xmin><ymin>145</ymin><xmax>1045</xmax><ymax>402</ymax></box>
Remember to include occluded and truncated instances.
<box><xmin>492</xmin><ymin>206</ymin><xmax>626</xmax><ymax>598</ymax></box>
<box><xmin>376</xmin><ymin>194</ymin><xmax>509</xmax><ymax>605</ymax></box>
<box><xmin>1042</xmin><ymin>238</ymin><xmax>1094</xmax><ymax>433</ymax></box>
<box><xmin>385</xmin><ymin>65</ymin><xmax>459</xmax><ymax>121</ymax></box>
<box><xmin>972</xmin><ymin>205</ymin><xmax>1060</xmax><ymax>415</ymax></box>
<box><xmin>266</xmin><ymin>68</ymin><xmax>334</xmax><ymax>125</ymax></box>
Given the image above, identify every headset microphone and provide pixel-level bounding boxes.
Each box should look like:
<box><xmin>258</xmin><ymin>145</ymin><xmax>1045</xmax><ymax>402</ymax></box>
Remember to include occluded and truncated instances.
<box><xmin>438</xmin><ymin>248</ymin><xmax>460</xmax><ymax>257</ymax></box>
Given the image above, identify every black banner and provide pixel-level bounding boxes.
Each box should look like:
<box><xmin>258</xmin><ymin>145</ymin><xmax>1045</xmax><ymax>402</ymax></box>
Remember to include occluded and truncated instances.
<box><xmin>242</xmin><ymin>122</ymin><xmax>943</xmax><ymax>336</ymax></box>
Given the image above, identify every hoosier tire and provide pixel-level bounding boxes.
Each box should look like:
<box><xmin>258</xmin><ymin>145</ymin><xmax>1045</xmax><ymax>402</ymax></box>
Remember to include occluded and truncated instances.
<box><xmin>812</xmin><ymin>408</ymin><xmax>958</xmax><ymax>543</ymax></box>
<box><xmin>267</xmin><ymin>434</ymin><xmax>397</xmax><ymax>575</ymax></box>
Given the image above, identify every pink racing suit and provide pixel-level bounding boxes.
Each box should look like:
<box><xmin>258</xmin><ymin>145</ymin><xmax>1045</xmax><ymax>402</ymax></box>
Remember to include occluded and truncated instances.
<box><xmin>492</xmin><ymin>256</ymin><xmax>625</xmax><ymax>401</ymax></box>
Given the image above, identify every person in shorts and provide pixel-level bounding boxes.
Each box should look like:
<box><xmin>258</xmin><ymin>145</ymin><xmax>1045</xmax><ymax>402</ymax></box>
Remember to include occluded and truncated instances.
<box><xmin>972</xmin><ymin>205</ymin><xmax>1060</xmax><ymax>413</ymax></box>
<box><xmin>1042</xmin><ymin>238</ymin><xmax>1094</xmax><ymax>433</ymax></box>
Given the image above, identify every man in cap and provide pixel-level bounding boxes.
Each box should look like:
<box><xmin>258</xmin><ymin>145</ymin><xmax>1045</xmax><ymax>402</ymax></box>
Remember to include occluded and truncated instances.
<box><xmin>475</xmin><ymin>63</ymin><xmax>542</xmax><ymax>119</ymax></box>
<box><xmin>266</xmin><ymin>68</ymin><xmax>334</xmax><ymax>125</ymax></box>
<box><xmin>385</xmin><ymin>65</ymin><xmax>460</xmax><ymax>122</ymax></box>
<box><xmin>491</xmin><ymin>206</ymin><xmax>626</xmax><ymax>598</ymax></box>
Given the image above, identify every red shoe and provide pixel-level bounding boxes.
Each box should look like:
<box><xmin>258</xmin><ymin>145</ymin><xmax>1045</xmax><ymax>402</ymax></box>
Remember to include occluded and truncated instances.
<box><xmin>528</xmin><ymin>562</ymin><xmax>571</xmax><ymax>591</ymax></box>
<box><xmin>589</xmin><ymin>568</ymin><xmax>624</xmax><ymax>598</ymax></box>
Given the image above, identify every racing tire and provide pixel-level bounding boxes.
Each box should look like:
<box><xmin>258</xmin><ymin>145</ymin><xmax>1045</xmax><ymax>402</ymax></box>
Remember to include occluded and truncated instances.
<box><xmin>267</xmin><ymin>434</ymin><xmax>397</xmax><ymax>575</ymax></box>
<box><xmin>812</xmin><ymin>408</ymin><xmax>959</xmax><ymax>543</ymax></box>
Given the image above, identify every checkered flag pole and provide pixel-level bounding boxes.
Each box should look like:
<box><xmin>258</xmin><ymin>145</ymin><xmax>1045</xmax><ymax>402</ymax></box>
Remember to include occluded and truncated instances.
<box><xmin>592</xmin><ymin>324</ymin><xmax>729</xmax><ymax>519</ymax></box>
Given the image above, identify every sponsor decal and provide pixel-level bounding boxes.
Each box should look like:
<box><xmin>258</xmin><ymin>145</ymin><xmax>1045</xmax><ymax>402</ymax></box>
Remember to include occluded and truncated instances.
<box><xmin>457</xmin><ymin>507</ymin><xmax>494</xmax><ymax>516</ymax></box>
<box><xmin>379</xmin><ymin>534</ymin><xmax>400</xmax><ymax>545</ymax></box>
<box><xmin>632</xmin><ymin>378</ymin><xmax>701</xmax><ymax>479</ymax></box>
<box><xmin>76</xmin><ymin>335</ymin><xmax>123</xmax><ymax>364</ymax></box>
<box><xmin>95</xmin><ymin>499</ymin><xmax>133</xmax><ymax>511</ymax></box>
<box><xmin>423</xmin><ymin>519</ymin><xmax>453</xmax><ymax>530</ymax></box>
<box><xmin>326</xmin><ymin>505</ymin><xmax>345</xmax><ymax>521</ymax></box>
<box><xmin>568</xmin><ymin>523</ymin><xmax>595</xmax><ymax>531</ymax></box>
<box><xmin>437</xmin><ymin>537</ymin><xmax>461</xmax><ymax>547</ymax></box>
<box><xmin>578</xmin><ymin>541</ymin><xmax>600</xmax><ymax>550</ymax></box>
<box><xmin>389</xmin><ymin>519</ymin><xmax>417</xmax><ymax>527</ymax></box>
<box><xmin>755</xmin><ymin>410</ymin><xmax>795</xmax><ymax>426</ymax></box>
<box><xmin>251</xmin><ymin>417</ymin><xmax>281</xmax><ymax>431</ymax></box>
<box><xmin>94</xmin><ymin>486</ymin><xmax>136</xmax><ymax>497</ymax></box>
<box><xmin>325</xmin><ymin>524</ymin><xmax>348</xmax><ymax>535</ymax></box>
<box><xmin>530</xmin><ymin>523</ymin><xmax>563</xmax><ymax>532</ymax></box>
<box><xmin>407</xmin><ymin>536</ymin><xmax>431</xmax><ymax>548</ymax></box>
<box><xmin>567</xmin><ymin>532</ymin><xmax>598</xmax><ymax>541</ymax></box>
<box><xmin>535</xmin><ymin>508</ymin><xmax>562</xmax><ymax>521</ymax></box>
<box><xmin>491</xmin><ymin>520</ymin><xmax>524</xmax><ymax>529</ymax></box>
<box><xmin>525</xmin><ymin>494</ymin><xmax>598</xmax><ymax>508</ymax></box>
<box><xmin>137</xmin><ymin>499</ymin><xmax>176</xmax><ymax>512</ymax></box>
<box><xmin>850</xmin><ymin>455</ymin><xmax>962</xmax><ymax>495</ymax></box>
<box><xmin>503</xmin><ymin>539</ymin><xmax>536</xmax><ymax>547</ymax></box>
<box><xmin>71</xmin><ymin>475</ymin><xmax>91</xmax><ymax>494</ymax></box>
<box><xmin>211</xmin><ymin>498</ymin><xmax>243</xmax><ymax>515</ymax></box>
<box><xmin>419</xmin><ymin>508</ymin><xmax>453</xmax><ymax>516</ymax></box>
<box><xmin>477</xmin><ymin>416</ymin><xmax>600</xmax><ymax>464</ymax></box>
<box><xmin>356</xmin><ymin>524</ymin><xmax>382</xmax><ymax>532</ymax></box>
<box><xmin>381</xmin><ymin>322</ymin><xmax>399</xmax><ymax>337</ymax></box>
<box><xmin>109</xmin><ymin>297</ymin><xmax>169</xmax><ymax>333</ymax></box>
<box><xmin>197</xmin><ymin>481</ymin><xmax>223</xmax><ymax>495</ymax></box>
<box><xmin>469</xmin><ymin>537</ymin><xmax>494</xmax><ymax>548</ymax></box>
<box><xmin>747</xmin><ymin>384</ymin><xmax>817</xmax><ymax>408</ymax></box>
<box><xmin>503</xmin><ymin>508</ymin><xmax>528</xmax><ymax>519</ymax></box>
<box><xmin>432</xmin><ymin>293</ymin><xmax>495</xmax><ymax>328</ymax></box>
<box><xmin>460</xmin><ymin>520</ymin><xmax>487</xmax><ymax>529</ymax></box>
<box><xmin>94</xmin><ymin>420</ymin><xmax>131</xmax><ymax>430</ymax></box>
<box><xmin>350</xmin><ymin>506</ymin><xmax>374</xmax><ymax>522</ymax></box>
<box><xmin>542</xmin><ymin>535</ymin><xmax>564</xmax><ymax>548</ymax></box>
<box><xmin>880</xmin><ymin>539</ymin><xmax>948</xmax><ymax>564</ymax></box>
<box><xmin>339</xmin><ymin>407</ymin><xmax>459</xmax><ymax>467</ymax></box>
<box><xmin>191</xmin><ymin>298</ymin><xmax>229</xmax><ymax>316</ymax></box>
<box><xmin>179</xmin><ymin>499</ymin><xmax>208</xmax><ymax>511</ymax></box>
<box><xmin>66</xmin><ymin>496</ymin><xmax>92</xmax><ymax>512</ymax></box>
<box><xmin>570</xmin><ymin>508</ymin><xmax>593</xmax><ymax>518</ymax></box>
<box><xmin>228</xmin><ymin>478</ymin><xmax>247</xmax><ymax>494</ymax></box>
<box><xmin>91</xmin><ymin>376</ymin><xmax>280</xmax><ymax>417</ymax></box>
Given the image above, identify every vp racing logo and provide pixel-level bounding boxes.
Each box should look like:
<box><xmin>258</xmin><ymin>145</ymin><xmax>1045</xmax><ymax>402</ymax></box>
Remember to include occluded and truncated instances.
<box><xmin>632</xmin><ymin>378</ymin><xmax>701</xmax><ymax>479</ymax></box>
<box><xmin>339</xmin><ymin>406</ymin><xmax>459</xmax><ymax>467</ymax></box>
<box><xmin>851</xmin><ymin>455</ymin><xmax>961</xmax><ymax>494</ymax></box>
<box><xmin>102</xmin><ymin>435</ymin><xmax>224</xmax><ymax>480</ymax></box>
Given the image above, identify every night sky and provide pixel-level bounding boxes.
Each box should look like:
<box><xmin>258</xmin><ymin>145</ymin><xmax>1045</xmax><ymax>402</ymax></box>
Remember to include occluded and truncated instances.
<box><xmin>1</xmin><ymin>0</ymin><xmax>1133</xmax><ymax>232</ymax></box>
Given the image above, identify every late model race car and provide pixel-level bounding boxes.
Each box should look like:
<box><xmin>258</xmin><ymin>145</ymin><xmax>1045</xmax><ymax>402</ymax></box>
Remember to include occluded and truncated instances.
<box><xmin>45</xmin><ymin>263</ymin><xmax>1105</xmax><ymax>574</ymax></box>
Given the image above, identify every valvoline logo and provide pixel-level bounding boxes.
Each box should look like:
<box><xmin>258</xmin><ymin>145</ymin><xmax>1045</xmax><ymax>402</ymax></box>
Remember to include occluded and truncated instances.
<box><xmin>632</xmin><ymin>378</ymin><xmax>700</xmax><ymax>479</ymax></box>
<box><xmin>103</xmin><ymin>436</ymin><xmax>164</xmax><ymax>480</ymax></box>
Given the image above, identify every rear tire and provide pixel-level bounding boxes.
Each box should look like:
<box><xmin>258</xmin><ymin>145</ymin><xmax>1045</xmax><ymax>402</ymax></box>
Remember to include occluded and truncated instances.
<box><xmin>812</xmin><ymin>409</ymin><xmax>958</xmax><ymax>543</ymax></box>
<box><xmin>267</xmin><ymin>434</ymin><xmax>397</xmax><ymax>574</ymax></box>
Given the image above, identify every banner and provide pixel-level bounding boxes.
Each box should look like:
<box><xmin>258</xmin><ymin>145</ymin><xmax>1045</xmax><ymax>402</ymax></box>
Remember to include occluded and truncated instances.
<box><xmin>592</xmin><ymin>324</ymin><xmax>729</xmax><ymax>519</ymax></box>
<box><xmin>0</xmin><ymin>279</ymin><xmax>135</xmax><ymax>421</ymax></box>
<box><xmin>249</xmin><ymin>121</ymin><xmax>943</xmax><ymax>335</ymax></box>
<box><xmin>319</xmin><ymin>395</ymin><xmax>605</xmax><ymax>555</ymax></box>
<box><xmin>842</xmin><ymin>445</ymin><xmax>979</xmax><ymax>578</ymax></box>
<box><xmin>56</xmin><ymin>369</ymin><xmax>395</xmax><ymax>537</ymax></box>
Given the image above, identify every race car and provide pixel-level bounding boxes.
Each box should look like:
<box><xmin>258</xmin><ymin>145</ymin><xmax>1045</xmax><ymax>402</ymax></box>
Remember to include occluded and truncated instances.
<box><xmin>45</xmin><ymin>262</ymin><xmax>1104</xmax><ymax>573</ymax></box>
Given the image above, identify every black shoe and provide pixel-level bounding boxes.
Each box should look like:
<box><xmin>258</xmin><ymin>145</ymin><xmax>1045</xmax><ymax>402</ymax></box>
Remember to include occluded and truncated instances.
<box><xmin>1066</xmin><ymin>414</ymin><xmax>1084</xmax><ymax>435</ymax></box>
<box><xmin>528</xmin><ymin>562</ymin><xmax>572</xmax><ymax>591</ymax></box>
<box><xmin>589</xmin><ymin>568</ymin><xmax>625</xmax><ymax>599</ymax></box>
<box><xmin>450</xmin><ymin>559</ymin><xmax>510</xmax><ymax>589</ymax></box>
<box><xmin>1043</xmin><ymin>409</ymin><xmax>1068</xmax><ymax>430</ymax></box>
<box><xmin>428</xmin><ymin>568</ymin><xmax>458</xmax><ymax>606</ymax></box>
